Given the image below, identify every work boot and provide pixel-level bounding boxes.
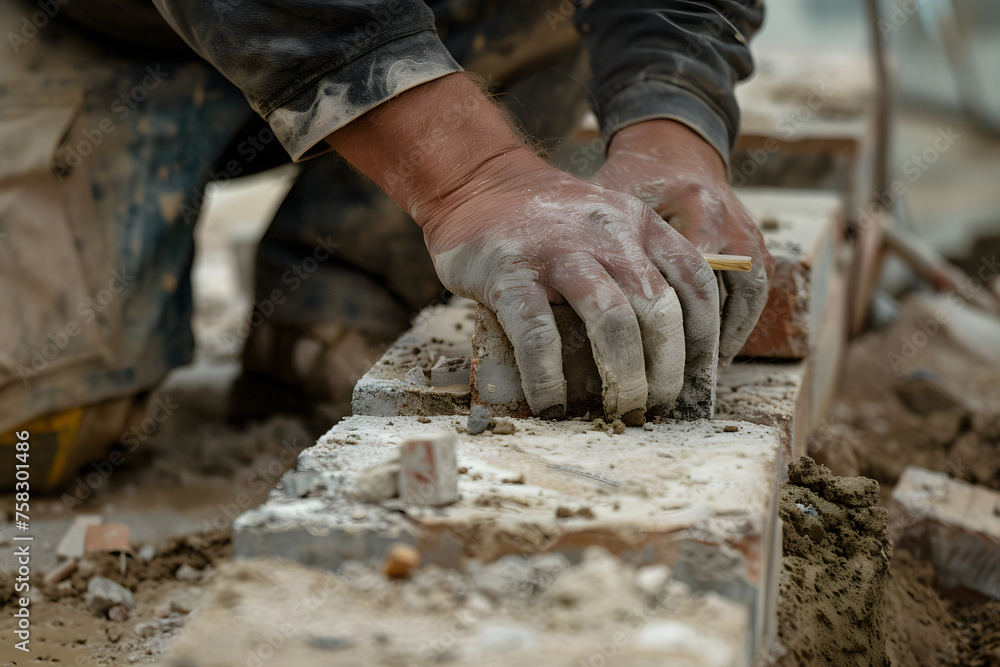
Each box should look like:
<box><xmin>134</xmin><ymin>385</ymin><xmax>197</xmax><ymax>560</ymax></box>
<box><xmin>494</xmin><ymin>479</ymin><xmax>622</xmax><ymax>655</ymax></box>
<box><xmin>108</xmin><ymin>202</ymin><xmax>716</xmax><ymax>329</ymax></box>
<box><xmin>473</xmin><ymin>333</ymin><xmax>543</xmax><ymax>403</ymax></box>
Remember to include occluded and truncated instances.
<box><xmin>0</xmin><ymin>394</ymin><xmax>151</xmax><ymax>493</ymax></box>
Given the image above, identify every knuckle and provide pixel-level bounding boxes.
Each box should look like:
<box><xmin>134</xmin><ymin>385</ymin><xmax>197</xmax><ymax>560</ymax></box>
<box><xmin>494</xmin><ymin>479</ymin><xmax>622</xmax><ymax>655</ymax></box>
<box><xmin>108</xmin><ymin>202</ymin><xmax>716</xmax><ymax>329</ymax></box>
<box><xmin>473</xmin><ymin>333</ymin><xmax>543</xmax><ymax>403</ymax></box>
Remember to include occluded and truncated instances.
<box><xmin>596</xmin><ymin>302</ymin><xmax>638</xmax><ymax>335</ymax></box>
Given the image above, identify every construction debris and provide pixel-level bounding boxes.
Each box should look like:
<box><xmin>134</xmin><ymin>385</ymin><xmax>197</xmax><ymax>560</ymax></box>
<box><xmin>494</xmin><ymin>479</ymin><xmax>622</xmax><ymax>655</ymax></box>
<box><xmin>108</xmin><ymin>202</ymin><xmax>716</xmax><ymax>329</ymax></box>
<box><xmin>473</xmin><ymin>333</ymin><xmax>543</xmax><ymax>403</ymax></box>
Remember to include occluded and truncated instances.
<box><xmin>890</xmin><ymin>466</ymin><xmax>1000</xmax><ymax>597</ymax></box>
<box><xmin>399</xmin><ymin>432</ymin><xmax>460</xmax><ymax>506</ymax></box>
<box><xmin>85</xmin><ymin>577</ymin><xmax>135</xmax><ymax>616</ymax></box>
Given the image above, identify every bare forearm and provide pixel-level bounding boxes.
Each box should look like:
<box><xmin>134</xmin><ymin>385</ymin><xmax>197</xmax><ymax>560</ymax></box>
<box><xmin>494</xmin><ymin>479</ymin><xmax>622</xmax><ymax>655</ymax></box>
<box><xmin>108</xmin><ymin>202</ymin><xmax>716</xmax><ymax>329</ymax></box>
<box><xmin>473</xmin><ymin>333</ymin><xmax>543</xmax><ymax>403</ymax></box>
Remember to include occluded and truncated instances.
<box><xmin>323</xmin><ymin>74</ymin><xmax>537</xmax><ymax>228</ymax></box>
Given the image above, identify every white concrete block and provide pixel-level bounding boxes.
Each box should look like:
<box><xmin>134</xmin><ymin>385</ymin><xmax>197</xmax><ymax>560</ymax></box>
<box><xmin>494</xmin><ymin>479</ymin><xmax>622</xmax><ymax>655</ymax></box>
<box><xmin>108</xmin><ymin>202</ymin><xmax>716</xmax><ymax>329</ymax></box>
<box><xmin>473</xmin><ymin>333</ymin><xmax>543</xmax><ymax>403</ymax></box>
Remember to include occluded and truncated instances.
<box><xmin>399</xmin><ymin>432</ymin><xmax>459</xmax><ymax>506</ymax></box>
<box><xmin>890</xmin><ymin>466</ymin><xmax>1000</xmax><ymax>597</ymax></box>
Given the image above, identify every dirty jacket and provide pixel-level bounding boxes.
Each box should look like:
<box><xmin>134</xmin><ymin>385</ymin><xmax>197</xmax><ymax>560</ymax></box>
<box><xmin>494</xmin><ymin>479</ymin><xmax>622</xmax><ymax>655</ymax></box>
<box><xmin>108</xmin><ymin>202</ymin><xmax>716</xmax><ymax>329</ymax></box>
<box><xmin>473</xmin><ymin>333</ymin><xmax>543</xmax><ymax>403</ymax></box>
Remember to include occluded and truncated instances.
<box><xmin>151</xmin><ymin>1</ymin><xmax>764</xmax><ymax>165</ymax></box>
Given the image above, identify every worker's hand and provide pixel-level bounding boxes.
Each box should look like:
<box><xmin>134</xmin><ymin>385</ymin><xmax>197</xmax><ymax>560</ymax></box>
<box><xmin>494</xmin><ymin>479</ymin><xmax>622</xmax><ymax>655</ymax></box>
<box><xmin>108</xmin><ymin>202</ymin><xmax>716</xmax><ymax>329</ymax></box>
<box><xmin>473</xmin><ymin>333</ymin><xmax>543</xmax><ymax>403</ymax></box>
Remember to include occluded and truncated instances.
<box><xmin>593</xmin><ymin>120</ymin><xmax>775</xmax><ymax>366</ymax></box>
<box><xmin>325</xmin><ymin>74</ymin><xmax>720</xmax><ymax>419</ymax></box>
<box><xmin>418</xmin><ymin>148</ymin><xmax>720</xmax><ymax>420</ymax></box>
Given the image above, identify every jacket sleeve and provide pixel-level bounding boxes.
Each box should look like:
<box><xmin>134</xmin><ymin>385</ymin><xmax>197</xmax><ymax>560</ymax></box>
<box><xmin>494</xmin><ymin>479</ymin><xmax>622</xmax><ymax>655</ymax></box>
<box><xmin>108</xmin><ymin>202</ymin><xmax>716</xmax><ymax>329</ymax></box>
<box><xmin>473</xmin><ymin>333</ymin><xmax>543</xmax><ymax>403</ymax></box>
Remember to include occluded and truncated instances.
<box><xmin>152</xmin><ymin>0</ymin><xmax>461</xmax><ymax>161</ymax></box>
<box><xmin>574</xmin><ymin>0</ymin><xmax>764</xmax><ymax>167</ymax></box>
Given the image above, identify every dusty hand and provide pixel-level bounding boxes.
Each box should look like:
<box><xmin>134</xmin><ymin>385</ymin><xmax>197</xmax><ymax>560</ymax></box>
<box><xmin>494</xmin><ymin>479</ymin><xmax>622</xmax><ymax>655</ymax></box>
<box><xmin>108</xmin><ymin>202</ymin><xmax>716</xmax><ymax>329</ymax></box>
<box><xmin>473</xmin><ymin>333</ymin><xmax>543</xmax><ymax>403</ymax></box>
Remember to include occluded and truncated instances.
<box><xmin>419</xmin><ymin>148</ymin><xmax>720</xmax><ymax>420</ymax></box>
<box><xmin>326</xmin><ymin>75</ymin><xmax>720</xmax><ymax>419</ymax></box>
<box><xmin>593</xmin><ymin>120</ymin><xmax>775</xmax><ymax>365</ymax></box>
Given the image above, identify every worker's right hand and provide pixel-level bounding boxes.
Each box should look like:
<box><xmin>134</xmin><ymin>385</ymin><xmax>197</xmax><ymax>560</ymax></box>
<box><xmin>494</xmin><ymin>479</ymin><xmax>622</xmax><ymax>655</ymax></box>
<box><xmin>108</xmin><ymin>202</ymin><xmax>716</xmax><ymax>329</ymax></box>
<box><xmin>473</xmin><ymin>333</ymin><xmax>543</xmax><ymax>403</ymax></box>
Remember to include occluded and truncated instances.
<box><xmin>324</xmin><ymin>74</ymin><xmax>720</xmax><ymax>419</ymax></box>
<box><xmin>416</xmin><ymin>147</ymin><xmax>721</xmax><ymax>420</ymax></box>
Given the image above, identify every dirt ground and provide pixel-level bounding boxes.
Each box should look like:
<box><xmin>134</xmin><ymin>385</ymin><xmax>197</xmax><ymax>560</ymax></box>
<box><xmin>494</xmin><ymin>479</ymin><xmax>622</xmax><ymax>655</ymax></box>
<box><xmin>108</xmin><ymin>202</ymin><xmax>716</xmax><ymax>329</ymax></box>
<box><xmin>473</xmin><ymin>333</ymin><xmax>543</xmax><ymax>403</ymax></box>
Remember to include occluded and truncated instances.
<box><xmin>776</xmin><ymin>286</ymin><xmax>1000</xmax><ymax>666</ymax></box>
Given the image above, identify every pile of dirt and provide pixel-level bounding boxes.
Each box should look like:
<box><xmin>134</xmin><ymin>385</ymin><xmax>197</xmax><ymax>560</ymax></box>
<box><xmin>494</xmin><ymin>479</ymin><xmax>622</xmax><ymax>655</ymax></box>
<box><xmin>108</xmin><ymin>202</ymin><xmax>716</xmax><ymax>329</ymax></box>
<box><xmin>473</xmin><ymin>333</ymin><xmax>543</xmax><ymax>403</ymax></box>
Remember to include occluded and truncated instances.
<box><xmin>886</xmin><ymin>550</ymin><xmax>1000</xmax><ymax>667</ymax></box>
<box><xmin>775</xmin><ymin>457</ymin><xmax>891</xmax><ymax>666</ymax></box>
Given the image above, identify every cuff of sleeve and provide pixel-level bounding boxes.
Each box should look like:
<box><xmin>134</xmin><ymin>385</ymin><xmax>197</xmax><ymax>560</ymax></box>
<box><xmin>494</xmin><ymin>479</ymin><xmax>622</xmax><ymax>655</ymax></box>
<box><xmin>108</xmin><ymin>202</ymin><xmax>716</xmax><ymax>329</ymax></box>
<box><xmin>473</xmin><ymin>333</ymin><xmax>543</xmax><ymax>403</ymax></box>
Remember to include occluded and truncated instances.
<box><xmin>266</xmin><ymin>29</ymin><xmax>461</xmax><ymax>162</ymax></box>
<box><xmin>600</xmin><ymin>79</ymin><xmax>734</xmax><ymax>170</ymax></box>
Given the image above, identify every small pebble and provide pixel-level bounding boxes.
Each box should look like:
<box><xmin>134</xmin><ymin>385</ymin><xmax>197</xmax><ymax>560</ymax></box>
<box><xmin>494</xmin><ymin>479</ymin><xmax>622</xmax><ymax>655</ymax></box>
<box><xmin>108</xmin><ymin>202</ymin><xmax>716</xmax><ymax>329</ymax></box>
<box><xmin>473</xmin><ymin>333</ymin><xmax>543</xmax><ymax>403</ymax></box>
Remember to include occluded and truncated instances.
<box><xmin>108</xmin><ymin>604</ymin><xmax>129</xmax><ymax>623</ymax></box>
<box><xmin>642</xmin><ymin>422</ymin><xmax>654</xmax><ymax>431</ymax></box>
<box><xmin>492</xmin><ymin>419</ymin><xmax>516</xmax><ymax>435</ymax></box>
<box><xmin>175</xmin><ymin>564</ymin><xmax>204</xmax><ymax>582</ymax></box>
<box><xmin>724</xmin><ymin>425</ymin><xmax>739</xmax><ymax>432</ymax></box>
<box><xmin>467</xmin><ymin>404</ymin><xmax>493</xmax><ymax>435</ymax></box>
<box><xmin>382</xmin><ymin>543</ymin><xmax>421</xmax><ymax>579</ymax></box>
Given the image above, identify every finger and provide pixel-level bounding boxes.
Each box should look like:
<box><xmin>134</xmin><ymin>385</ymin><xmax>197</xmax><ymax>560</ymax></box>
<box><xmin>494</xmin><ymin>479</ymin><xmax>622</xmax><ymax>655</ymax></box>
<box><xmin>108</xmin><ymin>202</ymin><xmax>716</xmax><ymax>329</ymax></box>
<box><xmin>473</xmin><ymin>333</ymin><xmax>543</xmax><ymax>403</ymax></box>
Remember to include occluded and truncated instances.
<box><xmin>719</xmin><ymin>261</ymin><xmax>770</xmax><ymax>365</ymax></box>
<box><xmin>643</xmin><ymin>215</ymin><xmax>721</xmax><ymax>419</ymax></box>
<box><xmin>489</xmin><ymin>280</ymin><xmax>567</xmax><ymax>418</ymax></box>
<box><xmin>610</xmin><ymin>259</ymin><xmax>686</xmax><ymax>417</ymax></box>
<box><xmin>552</xmin><ymin>258</ymin><xmax>647</xmax><ymax>422</ymax></box>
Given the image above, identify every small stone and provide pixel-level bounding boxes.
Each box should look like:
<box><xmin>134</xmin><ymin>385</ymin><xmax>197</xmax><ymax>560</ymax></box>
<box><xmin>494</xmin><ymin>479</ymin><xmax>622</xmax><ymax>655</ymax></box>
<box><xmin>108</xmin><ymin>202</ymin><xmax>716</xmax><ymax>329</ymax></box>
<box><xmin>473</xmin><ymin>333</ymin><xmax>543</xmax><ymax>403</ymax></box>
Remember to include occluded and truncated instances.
<box><xmin>137</xmin><ymin>545</ymin><xmax>156</xmax><ymax>561</ymax></box>
<box><xmin>355</xmin><ymin>454</ymin><xmax>401</xmax><ymax>503</ymax></box>
<box><xmin>761</xmin><ymin>216</ymin><xmax>780</xmax><ymax>230</ymax></box>
<box><xmin>382</xmin><ymin>543</ymin><xmax>421</xmax><ymax>579</ymax></box>
<box><xmin>492</xmin><ymin>419</ymin><xmax>516</xmax><ymax>435</ymax></box>
<box><xmin>634</xmin><ymin>564</ymin><xmax>671</xmax><ymax>597</ymax></box>
<box><xmin>486</xmin><ymin>383</ymin><xmax>496</xmax><ymax>394</ymax></box>
<box><xmin>134</xmin><ymin>621</ymin><xmax>159</xmax><ymax>638</ymax></box>
<box><xmin>417</xmin><ymin>416</ymin><xmax>431</xmax><ymax>424</ymax></box>
<box><xmin>404</xmin><ymin>366</ymin><xmax>428</xmax><ymax>387</ymax></box>
<box><xmin>168</xmin><ymin>588</ymin><xmax>202</xmax><ymax>615</ymax></box>
<box><xmin>77</xmin><ymin>560</ymin><xmax>97</xmax><ymax>579</ymax></box>
<box><xmin>642</xmin><ymin>422</ymin><xmax>654</xmax><ymax>431</ymax></box>
<box><xmin>467</xmin><ymin>405</ymin><xmax>493</xmax><ymax>435</ymax></box>
<box><xmin>350</xmin><ymin>508</ymin><xmax>368</xmax><ymax>521</ymax></box>
<box><xmin>108</xmin><ymin>604</ymin><xmax>129</xmax><ymax>623</ymax></box>
<box><xmin>477</xmin><ymin>624</ymin><xmax>536</xmax><ymax>652</ymax></box>
<box><xmin>465</xmin><ymin>591</ymin><xmax>494</xmax><ymax>616</ymax></box>
<box><xmin>86</xmin><ymin>577</ymin><xmax>134</xmax><ymax>616</ymax></box>
<box><xmin>308</xmin><ymin>636</ymin><xmax>353</xmax><ymax>651</ymax></box>
<box><xmin>175</xmin><ymin>564</ymin><xmax>205</xmax><ymax>582</ymax></box>
<box><xmin>724</xmin><ymin>425</ymin><xmax>739</xmax><ymax>432</ymax></box>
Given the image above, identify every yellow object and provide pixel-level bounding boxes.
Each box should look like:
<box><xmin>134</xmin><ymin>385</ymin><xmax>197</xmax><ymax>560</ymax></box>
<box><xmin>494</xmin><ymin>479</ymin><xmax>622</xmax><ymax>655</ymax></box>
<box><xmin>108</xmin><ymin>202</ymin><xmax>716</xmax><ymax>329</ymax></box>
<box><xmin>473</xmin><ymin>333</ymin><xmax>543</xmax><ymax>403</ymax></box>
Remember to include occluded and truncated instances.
<box><xmin>0</xmin><ymin>395</ymin><xmax>145</xmax><ymax>493</ymax></box>
<box><xmin>0</xmin><ymin>408</ymin><xmax>85</xmax><ymax>491</ymax></box>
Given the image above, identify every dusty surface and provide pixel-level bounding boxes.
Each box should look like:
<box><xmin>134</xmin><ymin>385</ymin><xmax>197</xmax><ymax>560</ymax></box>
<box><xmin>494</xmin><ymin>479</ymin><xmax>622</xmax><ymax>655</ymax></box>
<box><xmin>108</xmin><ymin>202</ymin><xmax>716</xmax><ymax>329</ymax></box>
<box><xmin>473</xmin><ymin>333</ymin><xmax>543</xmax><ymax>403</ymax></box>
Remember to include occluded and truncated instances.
<box><xmin>775</xmin><ymin>457</ymin><xmax>891</xmax><ymax>667</ymax></box>
<box><xmin>0</xmin><ymin>532</ymin><xmax>230</xmax><ymax>665</ymax></box>
<box><xmin>0</xmin><ymin>387</ymin><xmax>309</xmax><ymax>666</ymax></box>
<box><xmin>884</xmin><ymin>549</ymin><xmax>1000</xmax><ymax>667</ymax></box>
<box><xmin>162</xmin><ymin>548</ymin><xmax>749</xmax><ymax>667</ymax></box>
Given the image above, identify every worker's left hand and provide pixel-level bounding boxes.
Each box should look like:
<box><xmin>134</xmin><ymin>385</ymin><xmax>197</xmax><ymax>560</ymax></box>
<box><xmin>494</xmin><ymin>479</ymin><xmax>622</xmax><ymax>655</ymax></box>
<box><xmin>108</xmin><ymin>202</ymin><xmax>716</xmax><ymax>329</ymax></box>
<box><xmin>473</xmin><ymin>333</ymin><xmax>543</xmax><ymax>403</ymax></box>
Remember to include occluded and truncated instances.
<box><xmin>592</xmin><ymin>120</ymin><xmax>775</xmax><ymax>365</ymax></box>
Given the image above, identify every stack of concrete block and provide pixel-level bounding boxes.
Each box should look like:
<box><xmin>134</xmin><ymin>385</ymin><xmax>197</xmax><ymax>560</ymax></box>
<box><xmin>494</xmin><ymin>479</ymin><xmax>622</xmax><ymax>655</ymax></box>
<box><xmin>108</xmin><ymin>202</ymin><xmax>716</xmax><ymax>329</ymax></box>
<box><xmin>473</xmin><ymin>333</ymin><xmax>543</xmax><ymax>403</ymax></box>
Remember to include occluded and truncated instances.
<box><xmin>235</xmin><ymin>414</ymin><xmax>785</xmax><ymax>663</ymax></box>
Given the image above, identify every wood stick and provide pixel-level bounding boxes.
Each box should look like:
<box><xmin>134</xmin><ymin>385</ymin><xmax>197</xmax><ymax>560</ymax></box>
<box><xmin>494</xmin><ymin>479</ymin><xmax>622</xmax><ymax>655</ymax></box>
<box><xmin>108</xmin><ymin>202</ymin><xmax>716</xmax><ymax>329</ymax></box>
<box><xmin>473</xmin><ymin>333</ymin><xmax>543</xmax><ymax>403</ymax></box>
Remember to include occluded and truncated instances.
<box><xmin>702</xmin><ymin>253</ymin><xmax>752</xmax><ymax>272</ymax></box>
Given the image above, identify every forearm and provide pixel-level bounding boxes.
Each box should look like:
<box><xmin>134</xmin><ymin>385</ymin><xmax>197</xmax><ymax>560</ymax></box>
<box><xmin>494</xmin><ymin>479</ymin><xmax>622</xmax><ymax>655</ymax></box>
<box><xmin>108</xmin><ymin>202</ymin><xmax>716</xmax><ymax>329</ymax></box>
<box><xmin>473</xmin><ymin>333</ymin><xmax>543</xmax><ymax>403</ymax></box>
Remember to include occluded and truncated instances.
<box><xmin>324</xmin><ymin>74</ymin><xmax>543</xmax><ymax>234</ymax></box>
